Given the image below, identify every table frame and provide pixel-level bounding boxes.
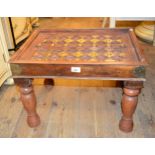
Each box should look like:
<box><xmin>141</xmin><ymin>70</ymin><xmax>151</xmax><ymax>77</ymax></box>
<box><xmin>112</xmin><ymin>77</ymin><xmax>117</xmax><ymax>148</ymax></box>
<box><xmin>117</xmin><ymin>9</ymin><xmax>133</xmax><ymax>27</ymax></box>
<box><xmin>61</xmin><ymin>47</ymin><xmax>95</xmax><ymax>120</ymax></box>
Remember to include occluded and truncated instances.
<box><xmin>10</xmin><ymin>28</ymin><xmax>147</xmax><ymax>133</ymax></box>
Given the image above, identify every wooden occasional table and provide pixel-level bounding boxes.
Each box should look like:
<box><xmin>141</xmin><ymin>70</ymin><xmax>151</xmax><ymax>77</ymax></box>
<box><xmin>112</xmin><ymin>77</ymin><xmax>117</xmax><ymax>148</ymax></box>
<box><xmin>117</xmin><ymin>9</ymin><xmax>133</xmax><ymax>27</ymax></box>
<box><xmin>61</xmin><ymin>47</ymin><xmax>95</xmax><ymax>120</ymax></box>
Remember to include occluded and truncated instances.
<box><xmin>9</xmin><ymin>28</ymin><xmax>147</xmax><ymax>133</ymax></box>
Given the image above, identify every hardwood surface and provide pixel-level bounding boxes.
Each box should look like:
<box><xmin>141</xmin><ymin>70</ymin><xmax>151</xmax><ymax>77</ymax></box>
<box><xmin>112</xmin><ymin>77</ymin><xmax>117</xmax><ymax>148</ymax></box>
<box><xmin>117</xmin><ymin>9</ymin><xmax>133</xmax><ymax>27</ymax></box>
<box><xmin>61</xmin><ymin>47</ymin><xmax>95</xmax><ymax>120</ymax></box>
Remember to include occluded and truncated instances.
<box><xmin>0</xmin><ymin>54</ymin><xmax>155</xmax><ymax>137</ymax></box>
<box><xmin>0</xmin><ymin>41</ymin><xmax>153</xmax><ymax>137</ymax></box>
<box><xmin>35</xmin><ymin>17</ymin><xmax>141</xmax><ymax>87</ymax></box>
<box><xmin>0</xmin><ymin>18</ymin><xmax>154</xmax><ymax>137</ymax></box>
<box><xmin>9</xmin><ymin>27</ymin><xmax>147</xmax><ymax>132</ymax></box>
<box><xmin>10</xmin><ymin>29</ymin><xmax>145</xmax><ymax>65</ymax></box>
<box><xmin>10</xmin><ymin>28</ymin><xmax>146</xmax><ymax>81</ymax></box>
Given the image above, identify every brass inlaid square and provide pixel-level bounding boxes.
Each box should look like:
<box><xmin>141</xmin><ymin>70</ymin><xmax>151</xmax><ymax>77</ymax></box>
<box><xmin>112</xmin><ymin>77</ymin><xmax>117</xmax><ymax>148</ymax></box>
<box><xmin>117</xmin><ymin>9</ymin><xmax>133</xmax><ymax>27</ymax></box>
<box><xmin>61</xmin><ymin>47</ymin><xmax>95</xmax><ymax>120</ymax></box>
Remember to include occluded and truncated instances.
<box><xmin>15</xmin><ymin>29</ymin><xmax>142</xmax><ymax>65</ymax></box>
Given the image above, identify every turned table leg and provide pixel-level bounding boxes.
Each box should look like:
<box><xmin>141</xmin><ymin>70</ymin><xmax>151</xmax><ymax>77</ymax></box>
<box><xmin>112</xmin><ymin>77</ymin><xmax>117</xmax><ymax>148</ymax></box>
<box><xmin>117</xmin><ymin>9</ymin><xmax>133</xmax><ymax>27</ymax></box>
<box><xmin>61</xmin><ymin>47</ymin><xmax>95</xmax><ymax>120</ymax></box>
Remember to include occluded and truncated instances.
<box><xmin>44</xmin><ymin>79</ymin><xmax>54</xmax><ymax>86</ymax></box>
<box><xmin>14</xmin><ymin>79</ymin><xmax>40</xmax><ymax>127</ymax></box>
<box><xmin>44</xmin><ymin>79</ymin><xmax>54</xmax><ymax>90</ymax></box>
<box><xmin>119</xmin><ymin>81</ymin><xmax>143</xmax><ymax>132</ymax></box>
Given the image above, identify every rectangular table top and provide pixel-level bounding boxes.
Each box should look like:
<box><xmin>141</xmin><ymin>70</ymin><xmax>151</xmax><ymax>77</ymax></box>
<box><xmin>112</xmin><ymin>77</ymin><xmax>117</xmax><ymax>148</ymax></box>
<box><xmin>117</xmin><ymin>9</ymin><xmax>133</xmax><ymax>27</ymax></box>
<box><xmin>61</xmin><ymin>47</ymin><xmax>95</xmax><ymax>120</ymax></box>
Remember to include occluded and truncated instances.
<box><xmin>10</xmin><ymin>28</ymin><xmax>147</xmax><ymax>66</ymax></box>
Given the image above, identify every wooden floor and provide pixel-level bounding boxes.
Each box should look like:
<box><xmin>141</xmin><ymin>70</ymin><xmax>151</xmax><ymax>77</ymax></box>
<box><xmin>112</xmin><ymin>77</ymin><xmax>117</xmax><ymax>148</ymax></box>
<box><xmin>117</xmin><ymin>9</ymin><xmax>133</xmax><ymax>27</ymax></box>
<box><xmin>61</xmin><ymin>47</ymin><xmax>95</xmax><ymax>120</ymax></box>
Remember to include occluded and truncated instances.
<box><xmin>0</xmin><ymin>18</ymin><xmax>155</xmax><ymax>137</ymax></box>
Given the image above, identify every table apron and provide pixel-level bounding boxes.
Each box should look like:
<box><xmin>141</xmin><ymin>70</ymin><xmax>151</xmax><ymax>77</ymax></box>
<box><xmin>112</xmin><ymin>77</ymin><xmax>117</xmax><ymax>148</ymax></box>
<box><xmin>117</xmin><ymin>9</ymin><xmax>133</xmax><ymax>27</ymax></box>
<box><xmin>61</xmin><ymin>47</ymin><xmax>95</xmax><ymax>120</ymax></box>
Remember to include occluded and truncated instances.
<box><xmin>10</xmin><ymin>64</ymin><xmax>145</xmax><ymax>80</ymax></box>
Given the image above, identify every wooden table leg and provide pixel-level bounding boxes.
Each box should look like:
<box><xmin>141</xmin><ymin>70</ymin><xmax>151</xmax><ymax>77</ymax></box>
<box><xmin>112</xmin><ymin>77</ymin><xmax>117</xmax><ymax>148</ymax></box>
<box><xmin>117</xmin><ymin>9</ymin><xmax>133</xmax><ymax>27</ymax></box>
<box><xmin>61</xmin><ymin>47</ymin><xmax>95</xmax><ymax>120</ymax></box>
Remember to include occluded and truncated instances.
<box><xmin>14</xmin><ymin>78</ymin><xmax>40</xmax><ymax>128</ymax></box>
<box><xmin>119</xmin><ymin>81</ymin><xmax>143</xmax><ymax>132</ymax></box>
<box><xmin>44</xmin><ymin>79</ymin><xmax>55</xmax><ymax>90</ymax></box>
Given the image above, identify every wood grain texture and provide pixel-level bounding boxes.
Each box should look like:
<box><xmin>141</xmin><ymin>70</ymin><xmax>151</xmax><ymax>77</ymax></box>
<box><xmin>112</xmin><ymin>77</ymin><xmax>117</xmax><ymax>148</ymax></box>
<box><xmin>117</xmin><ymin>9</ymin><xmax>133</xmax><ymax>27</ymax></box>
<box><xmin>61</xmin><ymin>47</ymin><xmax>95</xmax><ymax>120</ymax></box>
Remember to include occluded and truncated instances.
<box><xmin>10</xmin><ymin>64</ymin><xmax>146</xmax><ymax>81</ymax></box>
<box><xmin>10</xmin><ymin>29</ymin><xmax>147</xmax><ymax>66</ymax></box>
<box><xmin>45</xmin><ymin>86</ymin><xmax>79</xmax><ymax>138</ymax></box>
<box><xmin>9</xmin><ymin>28</ymin><xmax>147</xmax><ymax>84</ymax></box>
<box><xmin>15</xmin><ymin>79</ymin><xmax>40</xmax><ymax>128</ymax></box>
<box><xmin>9</xmin><ymin>28</ymin><xmax>147</xmax><ymax>131</ymax></box>
<box><xmin>0</xmin><ymin>18</ymin><xmax>153</xmax><ymax>137</ymax></box>
<box><xmin>1</xmin><ymin>84</ymin><xmax>154</xmax><ymax>138</ymax></box>
<box><xmin>0</xmin><ymin>86</ymin><xmax>23</xmax><ymax>137</ymax></box>
<box><xmin>119</xmin><ymin>87</ymin><xmax>141</xmax><ymax>132</ymax></box>
<box><xmin>36</xmin><ymin>17</ymin><xmax>141</xmax><ymax>87</ymax></box>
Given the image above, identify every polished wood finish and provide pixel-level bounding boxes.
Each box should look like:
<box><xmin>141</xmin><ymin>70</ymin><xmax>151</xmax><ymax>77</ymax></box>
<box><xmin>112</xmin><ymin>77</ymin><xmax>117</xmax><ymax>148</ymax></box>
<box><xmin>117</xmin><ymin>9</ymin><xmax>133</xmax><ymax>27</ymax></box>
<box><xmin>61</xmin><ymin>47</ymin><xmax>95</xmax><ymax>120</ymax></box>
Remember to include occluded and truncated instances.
<box><xmin>10</xmin><ymin>64</ymin><xmax>146</xmax><ymax>80</ymax></box>
<box><xmin>9</xmin><ymin>28</ymin><xmax>147</xmax><ymax>133</ymax></box>
<box><xmin>14</xmin><ymin>79</ymin><xmax>40</xmax><ymax>127</ymax></box>
<box><xmin>10</xmin><ymin>28</ymin><xmax>147</xmax><ymax>81</ymax></box>
<box><xmin>10</xmin><ymin>29</ymin><xmax>146</xmax><ymax>65</ymax></box>
<box><xmin>119</xmin><ymin>81</ymin><xmax>143</xmax><ymax>132</ymax></box>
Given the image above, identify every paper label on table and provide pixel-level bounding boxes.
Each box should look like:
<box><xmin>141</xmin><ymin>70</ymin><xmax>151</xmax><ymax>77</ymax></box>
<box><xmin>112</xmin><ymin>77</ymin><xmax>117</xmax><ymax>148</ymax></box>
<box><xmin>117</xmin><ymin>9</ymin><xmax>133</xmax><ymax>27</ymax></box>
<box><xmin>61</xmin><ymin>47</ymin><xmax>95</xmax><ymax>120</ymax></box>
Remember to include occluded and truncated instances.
<box><xmin>71</xmin><ymin>67</ymin><xmax>81</xmax><ymax>73</ymax></box>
